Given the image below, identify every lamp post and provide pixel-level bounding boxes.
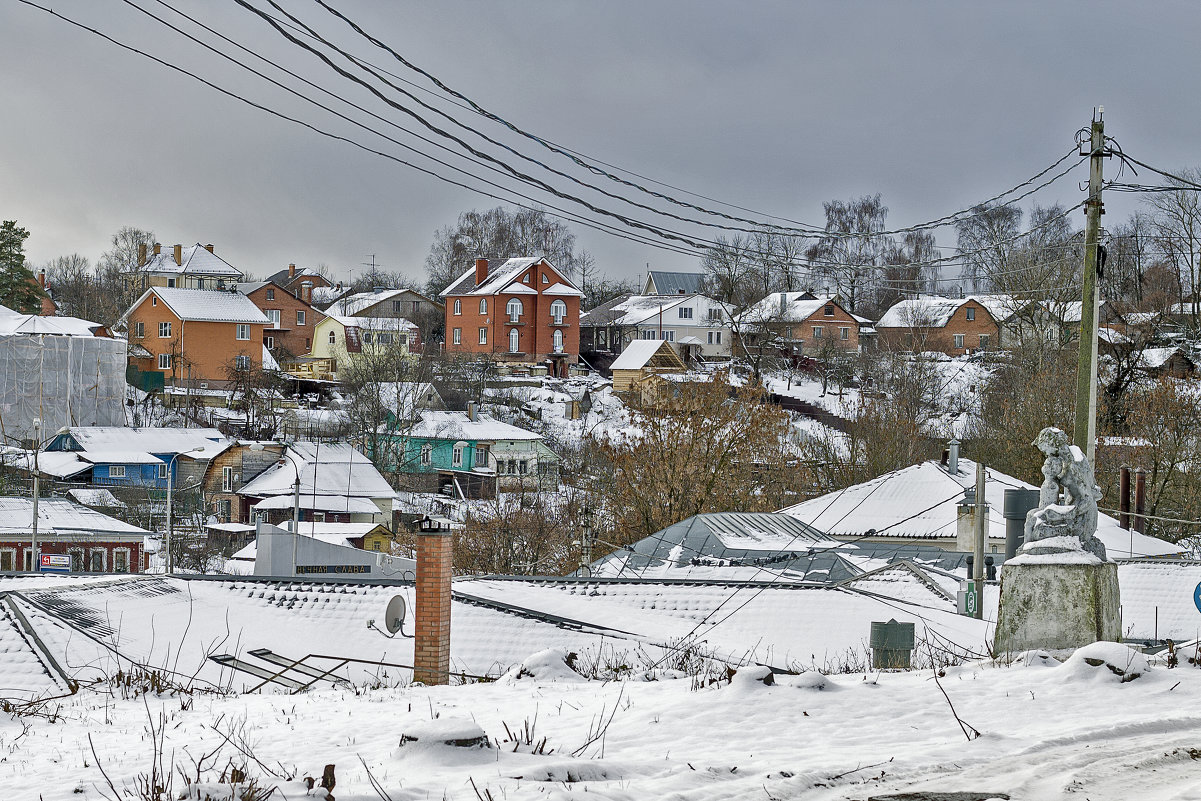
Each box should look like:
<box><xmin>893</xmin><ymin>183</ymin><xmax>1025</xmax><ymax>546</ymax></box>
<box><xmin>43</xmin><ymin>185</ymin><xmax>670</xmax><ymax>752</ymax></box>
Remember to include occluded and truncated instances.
<box><xmin>30</xmin><ymin>418</ymin><xmax>40</xmax><ymax>572</ymax></box>
<box><xmin>165</xmin><ymin>446</ymin><xmax>206</xmax><ymax>574</ymax></box>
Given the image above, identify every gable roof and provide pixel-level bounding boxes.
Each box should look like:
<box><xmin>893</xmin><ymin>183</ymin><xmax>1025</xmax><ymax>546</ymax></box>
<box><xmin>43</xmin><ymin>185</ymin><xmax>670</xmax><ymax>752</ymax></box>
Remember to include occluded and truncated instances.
<box><xmin>645</xmin><ymin>270</ymin><xmax>705</xmax><ymax>295</ymax></box>
<box><xmin>876</xmin><ymin>296</ymin><xmax>993</xmax><ymax>329</ymax></box>
<box><xmin>0</xmin><ymin>497</ymin><xmax>150</xmax><ymax>537</ymax></box>
<box><xmin>51</xmin><ymin>426</ymin><xmax>231</xmax><ymax>459</ymax></box>
<box><xmin>609</xmin><ymin>339</ymin><xmax>686</xmax><ymax>371</ymax></box>
<box><xmin>264</xmin><ymin>265</ymin><xmax>325</xmax><ymax>287</ymax></box>
<box><xmin>326</xmin><ymin>288</ymin><xmax>439</xmax><ymax>317</ymax></box>
<box><xmin>237</xmin><ymin>442</ymin><xmax>394</xmax><ymax>499</ymax></box>
<box><xmin>440</xmin><ymin>257</ymin><xmax>580</xmax><ymax>298</ymax></box>
<box><xmin>129</xmin><ymin>287</ymin><xmax>271</xmax><ymax>325</ymax></box>
<box><xmin>740</xmin><ymin>292</ymin><xmax>866</xmax><ymax>326</ymax></box>
<box><xmin>409</xmin><ymin>410</ymin><xmax>543</xmax><ymax>442</ymax></box>
<box><xmin>585</xmin><ymin>293</ymin><xmax>721</xmax><ymax>328</ymax></box>
<box><xmin>135</xmin><ymin>244</ymin><xmax>242</xmax><ymax>278</ymax></box>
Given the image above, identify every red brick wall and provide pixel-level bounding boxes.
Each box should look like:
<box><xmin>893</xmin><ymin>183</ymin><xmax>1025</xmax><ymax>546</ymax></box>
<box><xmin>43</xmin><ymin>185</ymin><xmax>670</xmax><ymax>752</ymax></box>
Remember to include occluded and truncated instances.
<box><xmin>414</xmin><ymin>531</ymin><xmax>452</xmax><ymax>685</ymax></box>
<box><xmin>795</xmin><ymin>303</ymin><xmax>861</xmax><ymax>351</ymax></box>
<box><xmin>2</xmin><ymin>540</ymin><xmax>144</xmax><ymax>573</ymax></box>
<box><xmin>443</xmin><ymin>260</ymin><xmax>580</xmax><ymax>362</ymax></box>
<box><xmin>246</xmin><ymin>283</ymin><xmax>325</xmax><ymax>357</ymax></box>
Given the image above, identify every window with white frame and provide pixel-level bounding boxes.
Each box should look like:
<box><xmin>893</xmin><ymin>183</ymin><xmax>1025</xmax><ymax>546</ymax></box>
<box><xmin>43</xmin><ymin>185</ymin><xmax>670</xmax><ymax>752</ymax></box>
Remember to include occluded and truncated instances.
<box><xmin>222</xmin><ymin>466</ymin><xmax>234</xmax><ymax>492</ymax></box>
<box><xmin>236</xmin><ymin>355</ymin><xmax>250</xmax><ymax>370</ymax></box>
<box><xmin>708</xmin><ymin>308</ymin><xmax>722</xmax><ymax>321</ymax></box>
<box><xmin>478</xmin><ymin>327</ymin><xmax>487</xmax><ymax>344</ymax></box>
<box><xmin>812</xmin><ymin>326</ymin><xmax>824</xmax><ymax>339</ymax></box>
<box><xmin>135</xmin><ymin>321</ymin><xmax>144</xmax><ymax>338</ymax></box>
<box><xmin>662</xmin><ymin>330</ymin><xmax>674</xmax><ymax>341</ymax></box>
<box><xmin>420</xmin><ymin>444</ymin><xmax>432</xmax><ymax>466</ymax></box>
<box><xmin>452</xmin><ymin>442</ymin><xmax>465</xmax><ymax>467</ymax></box>
<box><xmin>452</xmin><ymin>328</ymin><xmax>461</xmax><ymax>344</ymax></box>
<box><xmin>506</xmin><ymin>298</ymin><xmax>523</xmax><ymax>320</ymax></box>
<box><xmin>509</xmin><ymin>328</ymin><xmax>520</xmax><ymax>352</ymax></box>
<box><xmin>266</xmin><ymin>288</ymin><xmax>275</xmax><ymax>300</ymax></box>
<box><xmin>954</xmin><ymin>334</ymin><xmax>965</xmax><ymax>349</ymax></box>
<box><xmin>824</xmin><ymin>305</ymin><xmax>835</xmax><ymax>317</ymax></box>
<box><xmin>840</xmin><ymin>327</ymin><xmax>850</xmax><ymax>340</ymax></box>
<box><xmin>236</xmin><ymin>324</ymin><xmax>251</xmax><ymax>340</ymax></box>
<box><xmin>266</xmin><ymin>310</ymin><xmax>281</xmax><ymax>326</ymax></box>
<box><xmin>110</xmin><ymin>465</ymin><xmax>126</xmax><ymax>478</ymax></box>
<box><xmin>553</xmin><ymin>329</ymin><xmax>563</xmax><ymax>352</ymax></box>
<box><xmin>707</xmin><ymin>331</ymin><xmax>714</xmax><ymax>344</ymax></box>
<box><xmin>159</xmin><ymin>321</ymin><xmax>172</xmax><ymax>337</ymax></box>
<box><xmin>475</xmin><ymin>444</ymin><xmax>489</xmax><ymax>465</ymax></box>
<box><xmin>296</xmin><ymin>310</ymin><xmax>305</xmax><ymax>326</ymax></box>
<box><xmin>266</xmin><ymin>336</ymin><xmax>275</xmax><ymax>349</ymax></box>
<box><xmin>158</xmin><ymin>463</ymin><xmax>168</xmax><ymax>480</ymax></box>
<box><xmin>479</xmin><ymin>298</ymin><xmax>488</xmax><ymax>314</ymax></box>
<box><xmin>69</xmin><ymin>550</ymin><xmax>84</xmax><ymax>572</ymax></box>
<box><xmin>377</xmin><ymin>332</ymin><xmax>394</xmax><ymax>346</ymax></box>
<box><xmin>158</xmin><ymin>353</ymin><xmax>171</xmax><ymax>370</ymax></box>
<box><xmin>550</xmin><ymin>299</ymin><xmax>567</xmax><ymax>323</ymax></box>
<box><xmin>113</xmin><ymin>549</ymin><xmax>130</xmax><ymax>573</ymax></box>
<box><xmin>89</xmin><ymin>550</ymin><xmax>105</xmax><ymax>572</ymax></box>
<box><xmin>0</xmin><ymin>549</ymin><xmax>14</xmax><ymax>571</ymax></box>
<box><xmin>641</xmin><ymin>329</ymin><xmax>655</xmax><ymax>339</ymax></box>
<box><xmin>453</xmin><ymin>298</ymin><xmax>461</xmax><ymax>315</ymax></box>
<box><xmin>966</xmin><ymin>307</ymin><xmax>976</xmax><ymax>321</ymax></box>
<box><xmin>678</xmin><ymin>307</ymin><xmax>693</xmax><ymax>319</ymax></box>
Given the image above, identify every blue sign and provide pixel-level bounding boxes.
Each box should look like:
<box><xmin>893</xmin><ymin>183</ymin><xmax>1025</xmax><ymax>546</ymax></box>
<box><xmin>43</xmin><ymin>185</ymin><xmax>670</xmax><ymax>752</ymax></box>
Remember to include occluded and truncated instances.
<box><xmin>1194</xmin><ymin>581</ymin><xmax>1201</xmax><ymax>614</ymax></box>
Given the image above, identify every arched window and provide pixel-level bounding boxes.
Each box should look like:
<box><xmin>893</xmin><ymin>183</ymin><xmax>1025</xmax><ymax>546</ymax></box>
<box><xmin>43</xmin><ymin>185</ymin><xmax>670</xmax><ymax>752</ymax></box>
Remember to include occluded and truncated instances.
<box><xmin>506</xmin><ymin>298</ymin><xmax>523</xmax><ymax>320</ymax></box>
<box><xmin>550</xmin><ymin>299</ymin><xmax>567</xmax><ymax>323</ymax></box>
<box><xmin>327</xmin><ymin>330</ymin><xmax>336</xmax><ymax>345</ymax></box>
<box><xmin>553</xmin><ymin>329</ymin><xmax>564</xmax><ymax>353</ymax></box>
<box><xmin>509</xmin><ymin>328</ymin><xmax>520</xmax><ymax>353</ymax></box>
<box><xmin>453</xmin><ymin>298</ymin><xmax>461</xmax><ymax>315</ymax></box>
<box><xmin>479</xmin><ymin>298</ymin><xmax>488</xmax><ymax>314</ymax></box>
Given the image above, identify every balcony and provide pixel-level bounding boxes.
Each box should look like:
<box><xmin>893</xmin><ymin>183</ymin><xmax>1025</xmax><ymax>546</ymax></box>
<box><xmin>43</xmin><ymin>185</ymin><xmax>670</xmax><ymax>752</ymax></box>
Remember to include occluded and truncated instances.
<box><xmin>549</xmin><ymin>317</ymin><xmax>570</xmax><ymax>327</ymax></box>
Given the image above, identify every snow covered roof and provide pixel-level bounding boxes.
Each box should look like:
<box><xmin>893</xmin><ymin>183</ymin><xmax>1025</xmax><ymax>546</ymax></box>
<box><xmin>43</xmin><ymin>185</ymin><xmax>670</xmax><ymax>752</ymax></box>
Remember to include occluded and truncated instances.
<box><xmin>779</xmin><ymin>458</ymin><xmax>1184</xmax><ymax>559</ymax></box>
<box><xmin>132</xmin><ymin>287</ymin><xmax>270</xmax><ymax>324</ymax></box>
<box><xmin>280</xmin><ymin>521</ymin><xmax>389</xmax><ymax>537</ymax></box>
<box><xmin>440</xmin><ymin>257</ymin><xmax>580</xmax><ymax>298</ymax></box>
<box><xmin>135</xmin><ymin>244</ymin><xmax>242</xmax><ymax>277</ymax></box>
<box><xmin>66</xmin><ymin>488</ymin><xmax>126</xmax><ymax>508</ymax></box>
<box><xmin>645</xmin><ymin>270</ymin><xmax>705</xmax><ymax>295</ymax></box>
<box><xmin>597</xmin><ymin>294</ymin><xmax>712</xmax><ymax>328</ymax></box>
<box><xmin>876</xmin><ymin>296</ymin><xmax>992</xmax><ymax>329</ymax></box>
<box><xmin>0</xmin><ymin>313</ymin><xmax>104</xmax><ymax>337</ymax></box>
<box><xmin>328</xmin><ymin>315</ymin><xmax>417</xmax><ymax>332</ymax></box>
<box><xmin>1137</xmin><ymin>346</ymin><xmax>1192</xmax><ymax>370</ymax></box>
<box><xmin>739</xmin><ymin>293</ymin><xmax>853</xmax><ymax>326</ymax></box>
<box><xmin>52</xmin><ymin>426</ymin><xmax>230</xmax><ymax>458</ymax></box>
<box><xmin>325</xmin><ymin>289</ymin><xmax>407</xmax><ymax>317</ymax></box>
<box><xmin>237</xmin><ymin>443</ymin><xmax>395</xmax><ymax>500</ymax></box>
<box><xmin>251</xmin><ymin>495</ymin><xmax>383</xmax><ymax>514</ymax></box>
<box><xmin>970</xmin><ymin>294</ymin><xmax>1034</xmax><ymax>322</ymax></box>
<box><xmin>543</xmin><ymin>282</ymin><xmax>584</xmax><ymax>297</ymax></box>
<box><xmin>609</xmin><ymin>339</ymin><xmax>677</xmax><ymax>371</ymax></box>
<box><xmin>410</xmin><ymin>410</ymin><xmax>542</xmax><ymax>442</ymax></box>
<box><xmin>0</xmin><ymin>497</ymin><xmax>149</xmax><ymax>537</ymax></box>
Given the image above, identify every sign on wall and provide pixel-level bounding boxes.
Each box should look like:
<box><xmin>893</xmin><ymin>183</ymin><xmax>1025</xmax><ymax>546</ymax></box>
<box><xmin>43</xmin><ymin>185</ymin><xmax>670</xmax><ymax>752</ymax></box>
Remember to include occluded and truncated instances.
<box><xmin>39</xmin><ymin>554</ymin><xmax>70</xmax><ymax>574</ymax></box>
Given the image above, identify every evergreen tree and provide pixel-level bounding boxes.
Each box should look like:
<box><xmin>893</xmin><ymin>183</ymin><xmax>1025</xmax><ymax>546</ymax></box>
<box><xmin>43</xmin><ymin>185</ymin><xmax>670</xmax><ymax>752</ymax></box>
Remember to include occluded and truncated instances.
<box><xmin>0</xmin><ymin>221</ymin><xmax>44</xmax><ymax>314</ymax></box>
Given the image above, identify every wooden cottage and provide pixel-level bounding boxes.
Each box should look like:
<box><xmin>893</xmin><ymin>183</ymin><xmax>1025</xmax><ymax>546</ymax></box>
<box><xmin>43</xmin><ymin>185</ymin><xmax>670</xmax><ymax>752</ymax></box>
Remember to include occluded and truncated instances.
<box><xmin>609</xmin><ymin>339</ymin><xmax>687</xmax><ymax>393</ymax></box>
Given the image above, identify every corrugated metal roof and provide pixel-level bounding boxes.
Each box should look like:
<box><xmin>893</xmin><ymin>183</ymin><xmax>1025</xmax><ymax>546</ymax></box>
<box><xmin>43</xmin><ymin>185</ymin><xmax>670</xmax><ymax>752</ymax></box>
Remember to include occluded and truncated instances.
<box><xmin>646</xmin><ymin>270</ymin><xmax>704</xmax><ymax>295</ymax></box>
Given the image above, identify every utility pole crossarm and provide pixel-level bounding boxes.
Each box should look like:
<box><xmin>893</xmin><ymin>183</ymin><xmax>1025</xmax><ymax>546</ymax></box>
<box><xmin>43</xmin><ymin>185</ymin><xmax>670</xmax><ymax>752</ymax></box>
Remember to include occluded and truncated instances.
<box><xmin>1073</xmin><ymin>109</ymin><xmax>1107</xmax><ymax>462</ymax></box>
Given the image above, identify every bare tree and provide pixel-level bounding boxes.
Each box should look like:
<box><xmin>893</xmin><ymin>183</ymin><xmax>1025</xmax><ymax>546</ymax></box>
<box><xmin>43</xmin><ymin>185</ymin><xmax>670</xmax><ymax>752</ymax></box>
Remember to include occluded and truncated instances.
<box><xmin>1144</xmin><ymin>169</ymin><xmax>1201</xmax><ymax>330</ymax></box>
<box><xmin>804</xmin><ymin>195</ymin><xmax>889</xmax><ymax>313</ymax></box>
<box><xmin>955</xmin><ymin>203</ymin><xmax>1022</xmax><ymax>294</ymax></box>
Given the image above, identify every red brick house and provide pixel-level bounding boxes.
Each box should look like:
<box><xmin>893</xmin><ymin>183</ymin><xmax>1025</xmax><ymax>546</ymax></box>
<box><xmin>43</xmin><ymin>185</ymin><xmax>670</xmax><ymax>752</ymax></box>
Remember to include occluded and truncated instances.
<box><xmin>738</xmin><ymin>292</ymin><xmax>870</xmax><ymax>353</ymax></box>
<box><xmin>875</xmin><ymin>296</ymin><xmax>1000</xmax><ymax>356</ymax></box>
<box><xmin>440</xmin><ymin>257</ymin><xmax>582</xmax><ymax>376</ymax></box>
<box><xmin>241</xmin><ymin>280</ymin><xmax>326</xmax><ymax>360</ymax></box>
<box><xmin>123</xmin><ymin>287</ymin><xmax>270</xmax><ymax>388</ymax></box>
<box><xmin>0</xmin><ymin>497</ymin><xmax>151</xmax><ymax>573</ymax></box>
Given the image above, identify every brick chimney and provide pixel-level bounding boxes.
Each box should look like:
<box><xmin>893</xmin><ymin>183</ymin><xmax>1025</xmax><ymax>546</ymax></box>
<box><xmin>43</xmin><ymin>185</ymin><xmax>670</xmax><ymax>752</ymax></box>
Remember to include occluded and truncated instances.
<box><xmin>37</xmin><ymin>269</ymin><xmax>46</xmax><ymax>289</ymax></box>
<box><xmin>474</xmin><ymin>258</ymin><xmax>488</xmax><ymax>286</ymax></box>
<box><xmin>138</xmin><ymin>243</ymin><xmax>147</xmax><ymax>267</ymax></box>
<box><xmin>153</xmin><ymin>243</ymin><xmax>161</xmax><ymax>256</ymax></box>
<box><xmin>204</xmin><ymin>244</ymin><xmax>214</xmax><ymax>253</ymax></box>
<box><xmin>173</xmin><ymin>244</ymin><xmax>182</xmax><ymax>266</ymax></box>
<box><xmin>414</xmin><ymin>528</ymin><xmax>452</xmax><ymax>685</ymax></box>
<box><xmin>300</xmin><ymin>280</ymin><xmax>313</xmax><ymax>305</ymax></box>
<box><xmin>287</xmin><ymin>263</ymin><xmax>296</xmax><ymax>279</ymax></box>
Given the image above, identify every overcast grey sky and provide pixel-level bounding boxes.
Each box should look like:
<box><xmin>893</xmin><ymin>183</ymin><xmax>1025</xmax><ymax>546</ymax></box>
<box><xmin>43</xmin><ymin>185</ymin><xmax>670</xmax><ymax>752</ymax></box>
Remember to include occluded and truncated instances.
<box><xmin>2</xmin><ymin>1</ymin><xmax>1198</xmax><ymax>286</ymax></box>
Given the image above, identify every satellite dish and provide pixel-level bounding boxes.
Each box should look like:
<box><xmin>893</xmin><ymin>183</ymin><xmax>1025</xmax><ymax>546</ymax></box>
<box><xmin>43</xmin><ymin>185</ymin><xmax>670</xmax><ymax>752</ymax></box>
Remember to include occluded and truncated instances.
<box><xmin>385</xmin><ymin>595</ymin><xmax>407</xmax><ymax>635</ymax></box>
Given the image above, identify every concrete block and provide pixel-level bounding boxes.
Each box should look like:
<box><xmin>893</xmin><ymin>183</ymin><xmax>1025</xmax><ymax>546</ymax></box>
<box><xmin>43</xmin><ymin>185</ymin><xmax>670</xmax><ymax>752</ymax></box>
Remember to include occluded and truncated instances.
<box><xmin>994</xmin><ymin>560</ymin><xmax>1120</xmax><ymax>654</ymax></box>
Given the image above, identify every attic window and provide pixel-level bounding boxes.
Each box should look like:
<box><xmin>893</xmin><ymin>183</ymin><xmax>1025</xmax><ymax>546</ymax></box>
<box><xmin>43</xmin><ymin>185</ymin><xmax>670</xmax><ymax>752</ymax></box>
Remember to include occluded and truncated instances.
<box><xmin>151</xmin><ymin>297</ymin><xmax>157</xmax><ymax>307</ymax></box>
<box><xmin>824</xmin><ymin>305</ymin><xmax>835</xmax><ymax>316</ymax></box>
<box><xmin>523</xmin><ymin>273</ymin><xmax>531</xmax><ymax>283</ymax></box>
<box><xmin>542</xmin><ymin>273</ymin><xmax>549</xmax><ymax>284</ymax></box>
<box><xmin>966</xmin><ymin>307</ymin><xmax>976</xmax><ymax>321</ymax></box>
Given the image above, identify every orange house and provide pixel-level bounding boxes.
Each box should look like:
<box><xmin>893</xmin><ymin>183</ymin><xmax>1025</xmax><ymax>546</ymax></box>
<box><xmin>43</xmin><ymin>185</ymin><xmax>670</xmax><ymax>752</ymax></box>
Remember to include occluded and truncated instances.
<box><xmin>440</xmin><ymin>257</ymin><xmax>582</xmax><ymax>376</ymax></box>
<box><xmin>124</xmin><ymin>287</ymin><xmax>270</xmax><ymax>388</ymax></box>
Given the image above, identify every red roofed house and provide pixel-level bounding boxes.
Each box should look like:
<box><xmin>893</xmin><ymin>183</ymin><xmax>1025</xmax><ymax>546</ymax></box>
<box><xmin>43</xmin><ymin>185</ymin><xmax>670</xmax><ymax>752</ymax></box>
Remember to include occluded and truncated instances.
<box><xmin>440</xmin><ymin>257</ymin><xmax>582</xmax><ymax>376</ymax></box>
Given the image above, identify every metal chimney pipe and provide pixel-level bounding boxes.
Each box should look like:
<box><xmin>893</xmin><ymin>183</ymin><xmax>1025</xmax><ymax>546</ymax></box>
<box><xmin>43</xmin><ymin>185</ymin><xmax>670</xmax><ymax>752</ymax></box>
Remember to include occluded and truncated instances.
<box><xmin>1134</xmin><ymin>467</ymin><xmax>1147</xmax><ymax>534</ymax></box>
<box><xmin>947</xmin><ymin>439</ymin><xmax>960</xmax><ymax>475</ymax></box>
<box><xmin>1119</xmin><ymin>465</ymin><xmax>1131</xmax><ymax>529</ymax></box>
<box><xmin>1002</xmin><ymin>488</ymin><xmax>1039</xmax><ymax>559</ymax></box>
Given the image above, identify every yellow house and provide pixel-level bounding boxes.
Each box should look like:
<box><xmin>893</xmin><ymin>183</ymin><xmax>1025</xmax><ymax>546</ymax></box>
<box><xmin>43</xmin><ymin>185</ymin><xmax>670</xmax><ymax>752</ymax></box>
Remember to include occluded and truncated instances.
<box><xmin>309</xmin><ymin>314</ymin><xmax>417</xmax><ymax>378</ymax></box>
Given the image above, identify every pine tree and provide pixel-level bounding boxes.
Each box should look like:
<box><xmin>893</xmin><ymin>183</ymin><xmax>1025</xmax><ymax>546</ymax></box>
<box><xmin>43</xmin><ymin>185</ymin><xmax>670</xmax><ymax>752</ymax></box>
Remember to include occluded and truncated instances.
<box><xmin>0</xmin><ymin>220</ymin><xmax>44</xmax><ymax>314</ymax></box>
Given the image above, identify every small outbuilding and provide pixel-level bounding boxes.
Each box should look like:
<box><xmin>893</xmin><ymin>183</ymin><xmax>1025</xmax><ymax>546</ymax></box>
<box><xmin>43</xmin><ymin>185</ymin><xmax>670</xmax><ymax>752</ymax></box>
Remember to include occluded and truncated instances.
<box><xmin>609</xmin><ymin>339</ymin><xmax>687</xmax><ymax>393</ymax></box>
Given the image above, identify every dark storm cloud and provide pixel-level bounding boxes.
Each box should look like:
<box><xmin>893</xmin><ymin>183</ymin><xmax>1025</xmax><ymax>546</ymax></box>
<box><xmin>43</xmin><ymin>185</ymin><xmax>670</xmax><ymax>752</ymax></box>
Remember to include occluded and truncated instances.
<box><xmin>1</xmin><ymin>1</ymin><xmax>1198</xmax><ymax>284</ymax></box>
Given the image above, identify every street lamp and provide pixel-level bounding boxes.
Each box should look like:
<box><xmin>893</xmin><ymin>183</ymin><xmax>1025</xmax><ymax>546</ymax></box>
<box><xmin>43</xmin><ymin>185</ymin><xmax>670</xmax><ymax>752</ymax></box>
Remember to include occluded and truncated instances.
<box><xmin>165</xmin><ymin>446</ymin><xmax>207</xmax><ymax>574</ymax></box>
<box><xmin>30</xmin><ymin>418</ymin><xmax>40</xmax><ymax>572</ymax></box>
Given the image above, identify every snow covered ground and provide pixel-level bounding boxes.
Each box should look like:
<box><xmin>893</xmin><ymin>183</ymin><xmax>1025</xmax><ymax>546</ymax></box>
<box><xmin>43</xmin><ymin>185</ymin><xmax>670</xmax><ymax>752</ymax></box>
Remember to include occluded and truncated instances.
<box><xmin>3</xmin><ymin>640</ymin><xmax>1200</xmax><ymax>800</ymax></box>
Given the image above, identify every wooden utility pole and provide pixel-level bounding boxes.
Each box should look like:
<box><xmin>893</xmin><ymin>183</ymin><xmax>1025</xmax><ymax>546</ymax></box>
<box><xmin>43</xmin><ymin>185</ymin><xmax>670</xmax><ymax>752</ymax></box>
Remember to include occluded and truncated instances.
<box><xmin>1073</xmin><ymin>109</ymin><xmax>1106</xmax><ymax>462</ymax></box>
<box><xmin>973</xmin><ymin>461</ymin><xmax>986</xmax><ymax>620</ymax></box>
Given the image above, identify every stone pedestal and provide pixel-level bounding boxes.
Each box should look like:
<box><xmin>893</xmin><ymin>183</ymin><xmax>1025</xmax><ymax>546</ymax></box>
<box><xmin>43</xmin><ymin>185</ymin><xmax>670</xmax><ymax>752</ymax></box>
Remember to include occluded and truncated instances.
<box><xmin>994</xmin><ymin>560</ymin><xmax>1120</xmax><ymax>655</ymax></box>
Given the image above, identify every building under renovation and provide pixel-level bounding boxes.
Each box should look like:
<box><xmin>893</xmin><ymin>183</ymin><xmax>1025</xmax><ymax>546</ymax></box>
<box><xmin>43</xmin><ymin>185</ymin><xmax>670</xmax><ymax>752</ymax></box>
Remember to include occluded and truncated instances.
<box><xmin>0</xmin><ymin>307</ymin><xmax>126</xmax><ymax>443</ymax></box>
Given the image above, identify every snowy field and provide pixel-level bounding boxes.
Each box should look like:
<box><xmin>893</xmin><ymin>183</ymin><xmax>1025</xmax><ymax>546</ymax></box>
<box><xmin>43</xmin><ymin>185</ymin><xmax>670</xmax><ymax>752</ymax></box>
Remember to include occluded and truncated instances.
<box><xmin>3</xmin><ymin>642</ymin><xmax>1200</xmax><ymax>800</ymax></box>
